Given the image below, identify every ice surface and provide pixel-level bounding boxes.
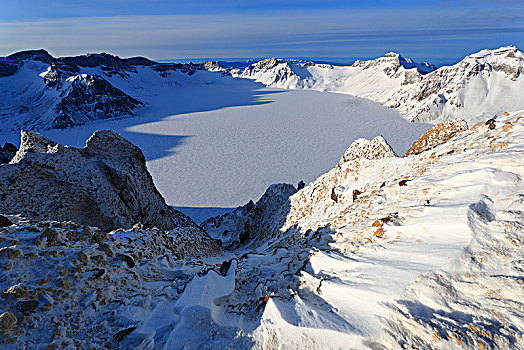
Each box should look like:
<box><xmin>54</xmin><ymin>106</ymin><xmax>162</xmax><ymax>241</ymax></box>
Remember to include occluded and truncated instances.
<box><xmin>2</xmin><ymin>76</ymin><xmax>430</xmax><ymax>212</ymax></box>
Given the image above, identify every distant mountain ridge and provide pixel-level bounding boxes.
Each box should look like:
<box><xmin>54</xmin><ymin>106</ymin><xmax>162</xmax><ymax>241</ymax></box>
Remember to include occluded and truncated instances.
<box><xmin>0</xmin><ymin>50</ymin><xmax>216</xmax><ymax>131</ymax></box>
<box><xmin>233</xmin><ymin>46</ymin><xmax>524</xmax><ymax>123</ymax></box>
<box><xmin>0</xmin><ymin>46</ymin><xmax>522</xmax><ymax>132</ymax></box>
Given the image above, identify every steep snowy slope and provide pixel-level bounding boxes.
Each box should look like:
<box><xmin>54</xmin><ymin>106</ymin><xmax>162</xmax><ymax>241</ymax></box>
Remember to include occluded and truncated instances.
<box><xmin>234</xmin><ymin>46</ymin><xmax>524</xmax><ymax>123</ymax></box>
<box><xmin>0</xmin><ymin>112</ymin><xmax>522</xmax><ymax>349</ymax></box>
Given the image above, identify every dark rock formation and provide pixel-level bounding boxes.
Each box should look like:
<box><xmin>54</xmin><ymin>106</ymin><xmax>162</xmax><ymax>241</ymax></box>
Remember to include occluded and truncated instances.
<box><xmin>202</xmin><ymin>183</ymin><xmax>297</xmax><ymax>248</ymax></box>
<box><xmin>0</xmin><ymin>130</ymin><xmax>191</xmax><ymax>231</ymax></box>
<box><xmin>52</xmin><ymin>74</ymin><xmax>143</xmax><ymax>129</ymax></box>
<box><xmin>0</xmin><ymin>143</ymin><xmax>17</xmax><ymax>164</ymax></box>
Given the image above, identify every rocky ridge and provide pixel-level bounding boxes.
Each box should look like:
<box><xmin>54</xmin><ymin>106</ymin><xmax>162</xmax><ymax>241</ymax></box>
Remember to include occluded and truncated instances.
<box><xmin>0</xmin><ymin>130</ymin><xmax>199</xmax><ymax>231</ymax></box>
<box><xmin>196</xmin><ymin>111</ymin><xmax>524</xmax><ymax>349</ymax></box>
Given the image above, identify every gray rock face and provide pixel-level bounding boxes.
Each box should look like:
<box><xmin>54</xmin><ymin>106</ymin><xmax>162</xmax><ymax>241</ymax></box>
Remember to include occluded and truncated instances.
<box><xmin>0</xmin><ymin>130</ymin><xmax>184</xmax><ymax>231</ymax></box>
<box><xmin>52</xmin><ymin>73</ymin><xmax>143</xmax><ymax>129</ymax></box>
<box><xmin>202</xmin><ymin>183</ymin><xmax>297</xmax><ymax>248</ymax></box>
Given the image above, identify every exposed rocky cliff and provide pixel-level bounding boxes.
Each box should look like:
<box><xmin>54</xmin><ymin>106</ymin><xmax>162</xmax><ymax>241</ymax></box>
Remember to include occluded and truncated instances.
<box><xmin>0</xmin><ymin>130</ymin><xmax>198</xmax><ymax>231</ymax></box>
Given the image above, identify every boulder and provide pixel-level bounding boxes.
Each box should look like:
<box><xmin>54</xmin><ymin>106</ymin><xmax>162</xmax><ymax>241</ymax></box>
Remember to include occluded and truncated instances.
<box><xmin>0</xmin><ymin>130</ymin><xmax>189</xmax><ymax>231</ymax></box>
<box><xmin>0</xmin><ymin>311</ymin><xmax>17</xmax><ymax>329</ymax></box>
<box><xmin>0</xmin><ymin>215</ymin><xmax>12</xmax><ymax>227</ymax></box>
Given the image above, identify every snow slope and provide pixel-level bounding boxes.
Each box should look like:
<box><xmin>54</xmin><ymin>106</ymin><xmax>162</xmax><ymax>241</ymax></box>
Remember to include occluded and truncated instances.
<box><xmin>207</xmin><ymin>111</ymin><xmax>524</xmax><ymax>349</ymax></box>
<box><xmin>234</xmin><ymin>46</ymin><xmax>524</xmax><ymax>123</ymax></box>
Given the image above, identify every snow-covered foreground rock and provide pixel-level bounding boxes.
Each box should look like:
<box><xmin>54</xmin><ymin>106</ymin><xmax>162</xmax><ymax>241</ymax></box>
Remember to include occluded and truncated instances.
<box><xmin>0</xmin><ymin>129</ymin><xmax>196</xmax><ymax>231</ymax></box>
<box><xmin>0</xmin><ymin>111</ymin><xmax>521</xmax><ymax>349</ymax></box>
<box><xmin>234</xmin><ymin>46</ymin><xmax>524</xmax><ymax>123</ymax></box>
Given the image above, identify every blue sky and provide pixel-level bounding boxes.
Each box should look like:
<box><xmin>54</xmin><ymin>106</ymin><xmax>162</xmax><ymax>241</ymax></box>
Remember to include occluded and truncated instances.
<box><xmin>0</xmin><ymin>0</ymin><xmax>522</xmax><ymax>64</ymax></box>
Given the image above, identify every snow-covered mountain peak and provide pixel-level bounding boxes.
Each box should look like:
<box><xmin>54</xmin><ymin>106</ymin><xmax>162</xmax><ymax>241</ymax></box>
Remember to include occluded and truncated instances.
<box><xmin>232</xmin><ymin>46</ymin><xmax>523</xmax><ymax>123</ymax></box>
<box><xmin>254</xmin><ymin>57</ymin><xmax>280</xmax><ymax>70</ymax></box>
<box><xmin>235</xmin><ymin>57</ymin><xmax>298</xmax><ymax>86</ymax></box>
<box><xmin>5</xmin><ymin>49</ymin><xmax>54</xmax><ymax>64</ymax></box>
<box><xmin>352</xmin><ymin>52</ymin><xmax>436</xmax><ymax>75</ymax></box>
<box><xmin>456</xmin><ymin>45</ymin><xmax>523</xmax><ymax>79</ymax></box>
<box><xmin>465</xmin><ymin>45</ymin><xmax>522</xmax><ymax>61</ymax></box>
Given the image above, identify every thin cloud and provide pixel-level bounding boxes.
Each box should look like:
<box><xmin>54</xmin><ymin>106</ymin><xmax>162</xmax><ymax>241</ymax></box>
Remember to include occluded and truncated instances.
<box><xmin>0</xmin><ymin>7</ymin><xmax>522</xmax><ymax>60</ymax></box>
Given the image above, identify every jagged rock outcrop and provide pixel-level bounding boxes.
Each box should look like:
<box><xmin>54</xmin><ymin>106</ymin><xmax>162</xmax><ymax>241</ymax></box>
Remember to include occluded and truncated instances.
<box><xmin>202</xmin><ymin>183</ymin><xmax>297</xmax><ymax>248</ymax></box>
<box><xmin>338</xmin><ymin>136</ymin><xmax>397</xmax><ymax>166</ymax></box>
<box><xmin>0</xmin><ymin>130</ymin><xmax>192</xmax><ymax>231</ymax></box>
<box><xmin>204</xmin><ymin>61</ymin><xmax>228</xmax><ymax>72</ymax></box>
<box><xmin>203</xmin><ymin>136</ymin><xmax>398</xmax><ymax>249</ymax></box>
<box><xmin>404</xmin><ymin>119</ymin><xmax>468</xmax><ymax>156</ymax></box>
<box><xmin>52</xmin><ymin>74</ymin><xmax>143</xmax><ymax>128</ymax></box>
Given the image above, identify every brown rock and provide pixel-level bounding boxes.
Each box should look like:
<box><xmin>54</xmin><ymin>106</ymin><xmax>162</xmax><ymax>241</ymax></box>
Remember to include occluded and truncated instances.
<box><xmin>485</xmin><ymin>118</ymin><xmax>496</xmax><ymax>130</ymax></box>
<box><xmin>404</xmin><ymin>119</ymin><xmax>468</xmax><ymax>157</ymax></box>
<box><xmin>0</xmin><ymin>247</ymin><xmax>20</xmax><ymax>260</ymax></box>
<box><xmin>19</xmin><ymin>300</ymin><xmax>38</xmax><ymax>313</ymax></box>
<box><xmin>399</xmin><ymin>180</ymin><xmax>409</xmax><ymax>186</ymax></box>
<box><xmin>330</xmin><ymin>188</ymin><xmax>338</xmax><ymax>203</ymax></box>
<box><xmin>371</xmin><ymin>220</ymin><xmax>382</xmax><ymax>227</ymax></box>
<box><xmin>41</xmin><ymin>228</ymin><xmax>58</xmax><ymax>246</ymax></box>
<box><xmin>373</xmin><ymin>228</ymin><xmax>385</xmax><ymax>238</ymax></box>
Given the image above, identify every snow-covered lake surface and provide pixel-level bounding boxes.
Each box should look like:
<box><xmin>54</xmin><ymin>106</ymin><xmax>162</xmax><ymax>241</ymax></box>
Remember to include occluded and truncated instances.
<box><xmin>1</xmin><ymin>79</ymin><xmax>430</xmax><ymax>221</ymax></box>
